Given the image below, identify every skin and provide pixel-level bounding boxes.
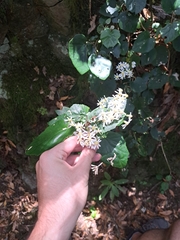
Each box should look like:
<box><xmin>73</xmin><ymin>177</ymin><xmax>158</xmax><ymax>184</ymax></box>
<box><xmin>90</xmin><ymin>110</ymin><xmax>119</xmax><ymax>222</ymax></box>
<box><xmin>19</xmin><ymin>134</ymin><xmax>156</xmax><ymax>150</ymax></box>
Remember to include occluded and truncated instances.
<box><xmin>28</xmin><ymin>136</ymin><xmax>101</xmax><ymax>240</ymax></box>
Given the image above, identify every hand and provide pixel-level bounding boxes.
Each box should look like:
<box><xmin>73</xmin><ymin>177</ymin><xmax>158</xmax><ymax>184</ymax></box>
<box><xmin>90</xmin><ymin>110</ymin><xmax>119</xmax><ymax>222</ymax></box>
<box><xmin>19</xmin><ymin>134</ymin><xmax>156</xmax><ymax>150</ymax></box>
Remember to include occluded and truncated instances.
<box><xmin>29</xmin><ymin>136</ymin><xmax>101</xmax><ymax>240</ymax></box>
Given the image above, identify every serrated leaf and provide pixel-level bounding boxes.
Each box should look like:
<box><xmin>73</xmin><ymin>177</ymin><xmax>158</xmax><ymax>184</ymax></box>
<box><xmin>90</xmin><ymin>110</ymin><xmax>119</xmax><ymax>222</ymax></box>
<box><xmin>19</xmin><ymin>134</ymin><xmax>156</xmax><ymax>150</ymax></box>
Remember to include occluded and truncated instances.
<box><xmin>124</xmin><ymin>0</ymin><xmax>146</xmax><ymax>14</ymax></box>
<box><xmin>68</xmin><ymin>34</ymin><xmax>89</xmax><ymax>75</ymax></box>
<box><xmin>160</xmin><ymin>21</ymin><xmax>180</xmax><ymax>43</ymax></box>
<box><xmin>132</xmin><ymin>31</ymin><xmax>155</xmax><ymax>53</ymax></box>
<box><xmin>100</xmin><ymin>28</ymin><xmax>120</xmax><ymax>48</ymax></box>
<box><xmin>119</xmin><ymin>12</ymin><xmax>139</xmax><ymax>33</ymax></box>
<box><xmin>161</xmin><ymin>0</ymin><xmax>180</xmax><ymax>14</ymax></box>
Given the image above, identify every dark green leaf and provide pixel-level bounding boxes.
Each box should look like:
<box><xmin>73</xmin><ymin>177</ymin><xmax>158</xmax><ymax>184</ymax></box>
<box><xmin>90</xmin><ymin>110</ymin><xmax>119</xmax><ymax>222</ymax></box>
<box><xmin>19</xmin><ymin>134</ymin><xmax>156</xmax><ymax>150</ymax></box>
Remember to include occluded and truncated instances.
<box><xmin>132</xmin><ymin>31</ymin><xmax>155</xmax><ymax>53</ymax></box>
<box><xmin>88</xmin><ymin>71</ymin><xmax>116</xmax><ymax>97</ymax></box>
<box><xmin>104</xmin><ymin>171</ymin><xmax>111</xmax><ymax>180</ymax></box>
<box><xmin>112</xmin><ymin>43</ymin><xmax>121</xmax><ymax>58</ymax></box>
<box><xmin>160</xmin><ymin>21</ymin><xmax>180</xmax><ymax>43</ymax></box>
<box><xmin>99</xmin><ymin>132</ymin><xmax>129</xmax><ymax>168</ymax></box>
<box><xmin>132</xmin><ymin>122</ymin><xmax>149</xmax><ymax>133</ymax></box>
<box><xmin>142</xmin><ymin>89</ymin><xmax>155</xmax><ymax>105</ymax></box>
<box><xmin>114</xmin><ymin>179</ymin><xmax>129</xmax><ymax>185</ymax></box>
<box><xmin>111</xmin><ymin>185</ymin><xmax>119</xmax><ymax>197</ymax></box>
<box><xmin>141</xmin><ymin>48</ymin><xmax>157</xmax><ymax>66</ymax></box>
<box><xmin>99</xmin><ymin>187</ymin><xmax>110</xmax><ymax>200</ymax></box>
<box><xmin>101</xmin><ymin>179</ymin><xmax>111</xmax><ymax>185</ymax></box>
<box><xmin>169</xmin><ymin>75</ymin><xmax>180</xmax><ymax>87</ymax></box>
<box><xmin>152</xmin><ymin>45</ymin><xmax>168</xmax><ymax>66</ymax></box>
<box><xmin>100</xmin><ymin>28</ymin><xmax>120</xmax><ymax>48</ymax></box>
<box><xmin>124</xmin><ymin>0</ymin><xmax>146</xmax><ymax>14</ymax></box>
<box><xmin>130</xmin><ymin>77</ymin><xmax>147</xmax><ymax>93</ymax></box>
<box><xmin>150</xmin><ymin>127</ymin><xmax>162</xmax><ymax>141</ymax></box>
<box><xmin>148</xmin><ymin>69</ymin><xmax>168</xmax><ymax>89</ymax></box>
<box><xmin>26</xmin><ymin>121</ymin><xmax>75</xmax><ymax>156</ymax></box>
<box><xmin>172</xmin><ymin>35</ymin><xmax>180</xmax><ymax>51</ymax></box>
<box><xmin>68</xmin><ymin>34</ymin><xmax>89</xmax><ymax>74</ymax></box>
<box><xmin>119</xmin><ymin>12</ymin><xmax>139</xmax><ymax>33</ymax></box>
<box><xmin>161</xmin><ymin>0</ymin><xmax>180</xmax><ymax>14</ymax></box>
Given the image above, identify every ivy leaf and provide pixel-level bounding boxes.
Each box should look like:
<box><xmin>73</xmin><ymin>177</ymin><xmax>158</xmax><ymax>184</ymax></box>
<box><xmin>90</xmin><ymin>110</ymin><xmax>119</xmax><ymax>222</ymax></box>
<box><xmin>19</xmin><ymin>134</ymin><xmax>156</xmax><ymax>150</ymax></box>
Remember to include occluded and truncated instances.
<box><xmin>124</xmin><ymin>0</ymin><xmax>146</xmax><ymax>14</ymax></box>
<box><xmin>99</xmin><ymin>132</ymin><xmax>129</xmax><ymax>168</ymax></box>
<box><xmin>152</xmin><ymin>45</ymin><xmax>168</xmax><ymax>66</ymax></box>
<box><xmin>141</xmin><ymin>48</ymin><xmax>157</xmax><ymax>66</ymax></box>
<box><xmin>132</xmin><ymin>31</ymin><xmax>155</xmax><ymax>53</ymax></box>
<box><xmin>161</xmin><ymin>0</ymin><xmax>180</xmax><ymax>14</ymax></box>
<box><xmin>160</xmin><ymin>21</ymin><xmax>180</xmax><ymax>43</ymax></box>
<box><xmin>68</xmin><ymin>34</ymin><xmax>89</xmax><ymax>75</ymax></box>
<box><xmin>100</xmin><ymin>28</ymin><xmax>120</xmax><ymax>48</ymax></box>
<box><xmin>148</xmin><ymin>69</ymin><xmax>168</xmax><ymax>89</ymax></box>
<box><xmin>119</xmin><ymin>12</ymin><xmax>139</xmax><ymax>33</ymax></box>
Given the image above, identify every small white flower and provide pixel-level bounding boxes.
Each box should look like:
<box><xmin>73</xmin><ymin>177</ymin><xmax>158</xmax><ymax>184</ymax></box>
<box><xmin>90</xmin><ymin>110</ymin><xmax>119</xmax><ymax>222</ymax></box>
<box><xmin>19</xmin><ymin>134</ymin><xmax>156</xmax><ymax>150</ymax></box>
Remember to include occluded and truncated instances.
<box><xmin>106</xmin><ymin>6</ymin><xmax>117</xmax><ymax>15</ymax></box>
<box><xmin>131</xmin><ymin>61</ymin><xmax>136</xmax><ymax>68</ymax></box>
<box><xmin>173</xmin><ymin>72</ymin><xmax>179</xmax><ymax>81</ymax></box>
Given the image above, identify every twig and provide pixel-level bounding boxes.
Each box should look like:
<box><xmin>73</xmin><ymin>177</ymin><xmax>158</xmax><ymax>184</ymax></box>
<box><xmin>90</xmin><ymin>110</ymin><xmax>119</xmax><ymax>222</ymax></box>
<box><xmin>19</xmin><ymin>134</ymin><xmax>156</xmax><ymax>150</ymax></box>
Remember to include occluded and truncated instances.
<box><xmin>160</xmin><ymin>140</ymin><xmax>172</xmax><ymax>175</ymax></box>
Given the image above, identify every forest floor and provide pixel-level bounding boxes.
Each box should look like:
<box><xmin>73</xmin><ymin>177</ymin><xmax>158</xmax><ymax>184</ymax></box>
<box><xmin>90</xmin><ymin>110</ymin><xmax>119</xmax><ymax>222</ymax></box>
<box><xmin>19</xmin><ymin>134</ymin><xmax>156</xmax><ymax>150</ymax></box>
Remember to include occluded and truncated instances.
<box><xmin>0</xmin><ymin>131</ymin><xmax>180</xmax><ymax>240</ymax></box>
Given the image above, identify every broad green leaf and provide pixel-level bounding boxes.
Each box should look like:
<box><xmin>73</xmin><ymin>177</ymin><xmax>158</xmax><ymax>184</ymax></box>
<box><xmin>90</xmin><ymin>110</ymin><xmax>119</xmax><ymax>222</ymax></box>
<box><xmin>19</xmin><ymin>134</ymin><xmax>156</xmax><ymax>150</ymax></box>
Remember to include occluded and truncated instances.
<box><xmin>119</xmin><ymin>12</ymin><xmax>139</xmax><ymax>33</ymax></box>
<box><xmin>56</xmin><ymin>107</ymin><xmax>70</xmax><ymax>116</ymax></box>
<box><xmin>100</xmin><ymin>28</ymin><xmax>120</xmax><ymax>48</ymax></box>
<box><xmin>132</xmin><ymin>31</ymin><xmax>155</xmax><ymax>53</ymax></box>
<box><xmin>161</xmin><ymin>0</ymin><xmax>180</xmax><ymax>14</ymax></box>
<box><xmin>124</xmin><ymin>0</ymin><xmax>146</xmax><ymax>14</ymax></box>
<box><xmin>70</xmin><ymin>104</ymin><xmax>90</xmax><ymax>115</ymax></box>
<box><xmin>160</xmin><ymin>21</ymin><xmax>180</xmax><ymax>43</ymax></box>
<box><xmin>150</xmin><ymin>127</ymin><xmax>162</xmax><ymax>141</ymax></box>
<box><xmin>112</xmin><ymin>43</ymin><xmax>121</xmax><ymax>58</ymax></box>
<box><xmin>130</xmin><ymin>77</ymin><xmax>147</xmax><ymax>93</ymax></box>
<box><xmin>132</xmin><ymin>122</ymin><xmax>149</xmax><ymax>133</ymax></box>
<box><xmin>152</xmin><ymin>45</ymin><xmax>168</xmax><ymax>66</ymax></box>
<box><xmin>141</xmin><ymin>48</ymin><xmax>157</xmax><ymax>66</ymax></box>
<box><xmin>99</xmin><ymin>187</ymin><xmax>110</xmax><ymax>200</ymax></box>
<box><xmin>48</xmin><ymin>115</ymin><xmax>65</xmax><ymax>126</ymax></box>
<box><xmin>142</xmin><ymin>89</ymin><xmax>155</xmax><ymax>105</ymax></box>
<box><xmin>172</xmin><ymin>35</ymin><xmax>180</xmax><ymax>51</ymax></box>
<box><xmin>99</xmin><ymin>132</ymin><xmax>129</xmax><ymax>168</ymax></box>
<box><xmin>148</xmin><ymin>69</ymin><xmax>168</xmax><ymax>89</ymax></box>
<box><xmin>169</xmin><ymin>75</ymin><xmax>180</xmax><ymax>87</ymax></box>
<box><xmin>26</xmin><ymin>120</ymin><xmax>75</xmax><ymax>156</ymax></box>
<box><xmin>88</xmin><ymin>72</ymin><xmax>116</xmax><ymax>97</ymax></box>
<box><xmin>88</xmin><ymin>54</ymin><xmax>112</xmax><ymax>80</ymax></box>
<box><xmin>68</xmin><ymin>34</ymin><xmax>89</xmax><ymax>75</ymax></box>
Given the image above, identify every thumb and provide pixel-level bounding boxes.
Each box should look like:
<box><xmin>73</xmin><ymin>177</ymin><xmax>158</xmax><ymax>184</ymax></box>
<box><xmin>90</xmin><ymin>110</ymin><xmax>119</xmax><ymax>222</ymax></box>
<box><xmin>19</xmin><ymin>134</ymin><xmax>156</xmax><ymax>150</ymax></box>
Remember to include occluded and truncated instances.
<box><xmin>75</xmin><ymin>148</ymin><xmax>96</xmax><ymax>173</ymax></box>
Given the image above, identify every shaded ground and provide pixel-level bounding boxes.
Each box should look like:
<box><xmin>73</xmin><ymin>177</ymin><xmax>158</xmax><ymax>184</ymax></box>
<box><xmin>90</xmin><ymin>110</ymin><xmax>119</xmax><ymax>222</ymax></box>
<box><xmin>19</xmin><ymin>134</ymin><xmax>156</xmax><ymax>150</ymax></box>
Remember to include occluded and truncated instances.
<box><xmin>0</xmin><ymin>142</ymin><xmax>180</xmax><ymax>240</ymax></box>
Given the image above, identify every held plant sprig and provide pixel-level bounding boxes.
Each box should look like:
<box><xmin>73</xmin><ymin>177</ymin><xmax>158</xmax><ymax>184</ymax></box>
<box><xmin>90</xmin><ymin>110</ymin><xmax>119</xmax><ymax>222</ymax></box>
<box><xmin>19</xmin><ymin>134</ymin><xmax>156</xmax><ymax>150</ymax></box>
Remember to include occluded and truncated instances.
<box><xmin>26</xmin><ymin>88</ymin><xmax>132</xmax><ymax>170</ymax></box>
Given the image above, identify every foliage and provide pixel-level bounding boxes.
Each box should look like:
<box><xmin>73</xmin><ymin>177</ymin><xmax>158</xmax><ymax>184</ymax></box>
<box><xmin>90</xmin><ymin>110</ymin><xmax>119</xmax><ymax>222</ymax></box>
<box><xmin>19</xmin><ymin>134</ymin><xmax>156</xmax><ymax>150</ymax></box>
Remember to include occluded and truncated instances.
<box><xmin>156</xmin><ymin>174</ymin><xmax>172</xmax><ymax>194</ymax></box>
<box><xmin>99</xmin><ymin>171</ymin><xmax>128</xmax><ymax>201</ymax></box>
<box><xmin>68</xmin><ymin>0</ymin><xmax>180</xmax><ymax>159</ymax></box>
<box><xmin>26</xmin><ymin>90</ymin><xmax>131</xmax><ymax>170</ymax></box>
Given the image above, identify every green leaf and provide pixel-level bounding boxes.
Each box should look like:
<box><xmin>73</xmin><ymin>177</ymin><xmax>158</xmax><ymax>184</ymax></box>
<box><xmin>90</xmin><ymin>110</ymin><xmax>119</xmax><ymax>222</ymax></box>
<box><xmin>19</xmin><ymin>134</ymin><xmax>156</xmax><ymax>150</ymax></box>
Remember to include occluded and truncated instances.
<box><xmin>165</xmin><ymin>175</ymin><xmax>172</xmax><ymax>181</ymax></box>
<box><xmin>88</xmin><ymin>72</ymin><xmax>116</xmax><ymax>98</ymax></box>
<box><xmin>124</xmin><ymin>0</ymin><xmax>146</xmax><ymax>14</ymax></box>
<box><xmin>132</xmin><ymin>121</ymin><xmax>149</xmax><ymax>133</ymax></box>
<box><xmin>132</xmin><ymin>31</ymin><xmax>155</xmax><ymax>53</ymax></box>
<box><xmin>169</xmin><ymin>75</ymin><xmax>180</xmax><ymax>87</ymax></box>
<box><xmin>68</xmin><ymin>34</ymin><xmax>89</xmax><ymax>75</ymax></box>
<box><xmin>148</xmin><ymin>69</ymin><xmax>168</xmax><ymax>89</ymax></box>
<box><xmin>114</xmin><ymin>179</ymin><xmax>129</xmax><ymax>185</ymax></box>
<box><xmin>160</xmin><ymin>21</ymin><xmax>180</xmax><ymax>43</ymax></box>
<box><xmin>104</xmin><ymin>171</ymin><xmax>111</xmax><ymax>180</ymax></box>
<box><xmin>99</xmin><ymin>132</ymin><xmax>129</xmax><ymax>168</ymax></box>
<box><xmin>48</xmin><ymin>115</ymin><xmax>65</xmax><ymax>126</ymax></box>
<box><xmin>130</xmin><ymin>77</ymin><xmax>147</xmax><ymax>93</ymax></box>
<box><xmin>101</xmin><ymin>179</ymin><xmax>111</xmax><ymax>185</ymax></box>
<box><xmin>150</xmin><ymin>127</ymin><xmax>163</xmax><ymax>141</ymax></box>
<box><xmin>161</xmin><ymin>0</ymin><xmax>180</xmax><ymax>14</ymax></box>
<box><xmin>56</xmin><ymin>107</ymin><xmax>70</xmax><ymax>116</ymax></box>
<box><xmin>99</xmin><ymin>187</ymin><xmax>110</xmax><ymax>200</ymax></box>
<box><xmin>172</xmin><ymin>35</ymin><xmax>180</xmax><ymax>51</ymax></box>
<box><xmin>26</xmin><ymin>121</ymin><xmax>75</xmax><ymax>156</ymax></box>
<box><xmin>70</xmin><ymin>104</ymin><xmax>90</xmax><ymax>115</ymax></box>
<box><xmin>110</xmin><ymin>189</ymin><xmax>115</xmax><ymax>201</ymax></box>
<box><xmin>88</xmin><ymin>54</ymin><xmax>112</xmax><ymax>80</ymax></box>
<box><xmin>152</xmin><ymin>45</ymin><xmax>168</xmax><ymax>66</ymax></box>
<box><xmin>100</xmin><ymin>28</ymin><xmax>120</xmax><ymax>48</ymax></box>
<box><xmin>141</xmin><ymin>48</ymin><xmax>157</xmax><ymax>66</ymax></box>
<box><xmin>119</xmin><ymin>12</ymin><xmax>139</xmax><ymax>33</ymax></box>
<box><xmin>111</xmin><ymin>185</ymin><xmax>119</xmax><ymax>197</ymax></box>
<box><xmin>142</xmin><ymin>89</ymin><xmax>155</xmax><ymax>105</ymax></box>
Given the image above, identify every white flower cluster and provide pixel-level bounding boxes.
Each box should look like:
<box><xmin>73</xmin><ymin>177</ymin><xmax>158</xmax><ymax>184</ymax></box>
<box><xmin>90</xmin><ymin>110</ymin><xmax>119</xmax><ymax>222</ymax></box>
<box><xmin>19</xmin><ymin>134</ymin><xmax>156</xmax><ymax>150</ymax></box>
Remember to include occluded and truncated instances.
<box><xmin>66</xmin><ymin>88</ymin><xmax>132</xmax><ymax>150</ymax></box>
<box><xmin>97</xmin><ymin>88</ymin><xmax>132</xmax><ymax>128</ymax></box>
<box><xmin>114</xmin><ymin>61</ymin><xmax>136</xmax><ymax>81</ymax></box>
<box><xmin>66</xmin><ymin>119</ymin><xmax>101</xmax><ymax>150</ymax></box>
